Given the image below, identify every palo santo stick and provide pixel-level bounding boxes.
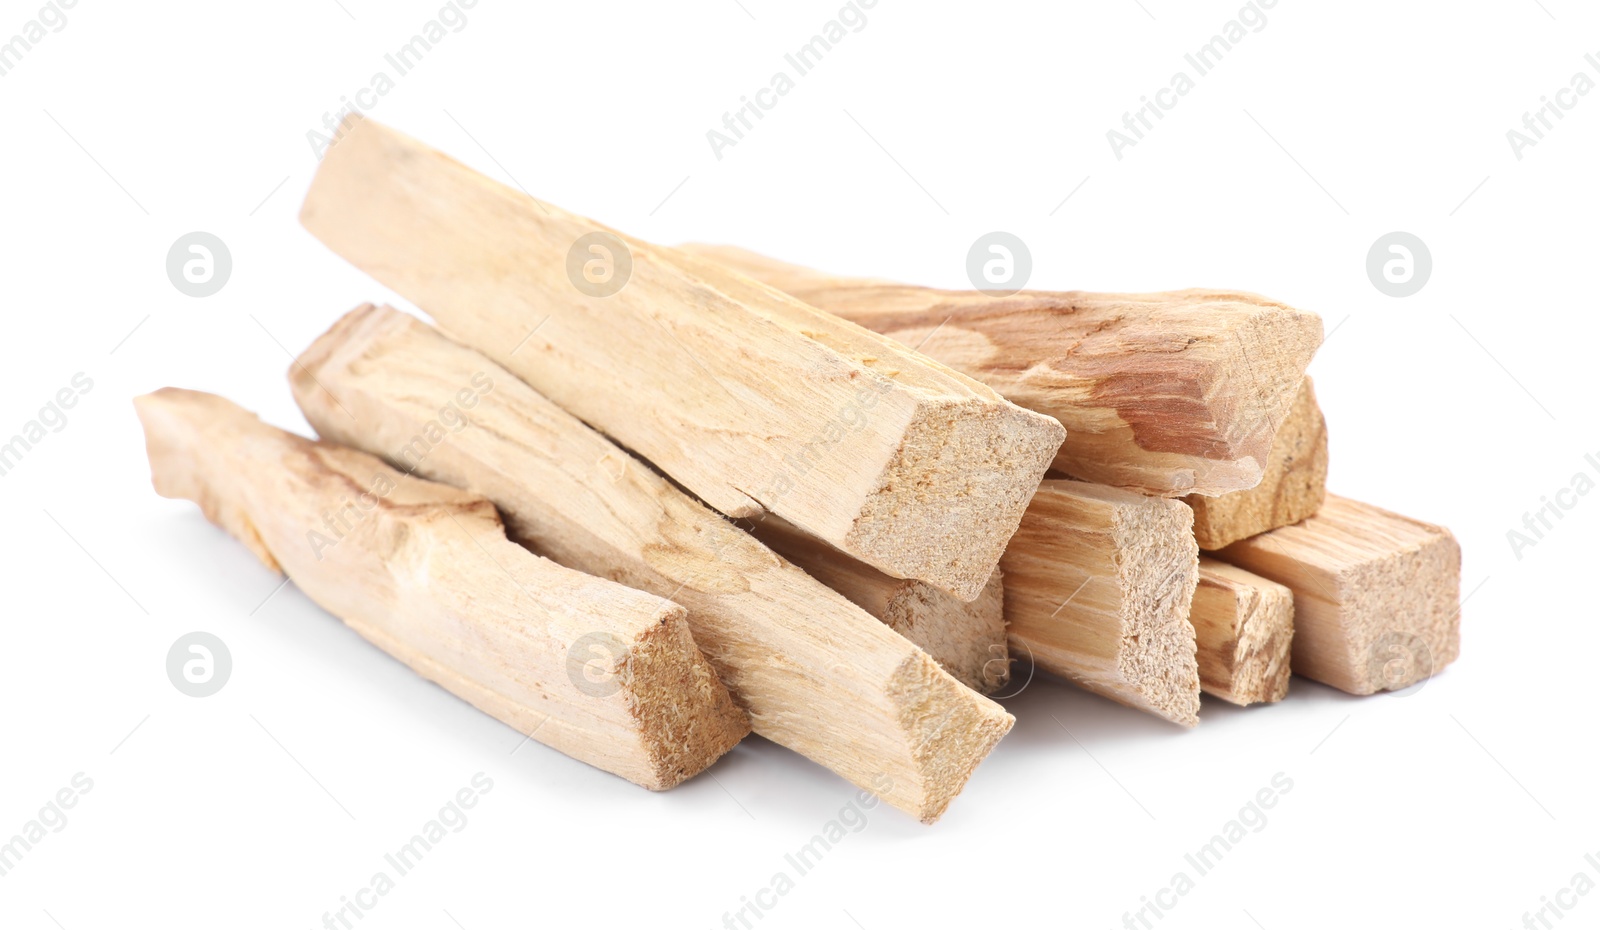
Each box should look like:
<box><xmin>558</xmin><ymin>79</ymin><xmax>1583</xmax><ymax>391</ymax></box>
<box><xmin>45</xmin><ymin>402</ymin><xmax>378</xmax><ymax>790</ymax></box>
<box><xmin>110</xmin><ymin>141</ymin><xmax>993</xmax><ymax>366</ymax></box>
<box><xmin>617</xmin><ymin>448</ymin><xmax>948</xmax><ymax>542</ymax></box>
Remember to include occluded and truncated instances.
<box><xmin>1191</xmin><ymin>558</ymin><xmax>1294</xmax><ymax>706</ymax></box>
<box><xmin>681</xmin><ymin>244</ymin><xmax>1322</xmax><ymax>499</ymax></box>
<box><xmin>300</xmin><ymin>117</ymin><xmax>1063</xmax><ymax>601</ymax></box>
<box><xmin>133</xmin><ymin>388</ymin><xmax>747</xmax><ymax>790</ymax></box>
<box><xmin>999</xmin><ymin>479</ymin><xmax>1200</xmax><ymax>726</ymax></box>
<box><xmin>1187</xmin><ymin>378</ymin><xmax>1328</xmax><ymax>550</ymax></box>
<box><xmin>1217</xmin><ymin>495</ymin><xmax>1461</xmax><ymax>695</ymax></box>
<box><xmin>747</xmin><ymin>515</ymin><xmax>1009</xmax><ymax>694</ymax></box>
<box><xmin>291</xmin><ymin>305</ymin><xmax>1014</xmax><ymax>822</ymax></box>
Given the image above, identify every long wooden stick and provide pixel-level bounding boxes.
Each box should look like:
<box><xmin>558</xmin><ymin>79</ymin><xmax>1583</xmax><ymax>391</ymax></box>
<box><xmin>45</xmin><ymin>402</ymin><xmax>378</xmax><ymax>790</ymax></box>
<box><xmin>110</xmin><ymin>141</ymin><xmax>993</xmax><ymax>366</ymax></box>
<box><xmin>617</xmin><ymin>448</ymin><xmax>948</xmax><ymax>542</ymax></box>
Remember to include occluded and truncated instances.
<box><xmin>1217</xmin><ymin>495</ymin><xmax>1461</xmax><ymax>694</ymax></box>
<box><xmin>1000</xmin><ymin>479</ymin><xmax>1201</xmax><ymax>726</ymax></box>
<box><xmin>681</xmin><ymin>244</ymin><xmax>1322</xmax><ymax>499</ymax></box>
<box><xmin>134</xmin><ymin>388</ymin><xmax>748</xmax><ymax>790</ymax></box>
<box><xmin>291</xmin><ymin>304</ymin><xmax>1015</xmax><ymax>822</ymax></box>
<box><xmin>1188</xmin><ymin>378</ymin><xmax>1328</xmax><ymax>550</ymax></box>
<box><xmin>747</xmin><ymin>515</ymin><xmax>1008</xmax><ymax>694</ymax></box>
<box><xmin>1191</xmin><ymin>558</ymin><xmax>1294</xmax><ymax>705</ymax></box>
<box><xmin>300</xmin><ymin>117</ymin><xmax>1063</xmax><ymax>601</ymax></box>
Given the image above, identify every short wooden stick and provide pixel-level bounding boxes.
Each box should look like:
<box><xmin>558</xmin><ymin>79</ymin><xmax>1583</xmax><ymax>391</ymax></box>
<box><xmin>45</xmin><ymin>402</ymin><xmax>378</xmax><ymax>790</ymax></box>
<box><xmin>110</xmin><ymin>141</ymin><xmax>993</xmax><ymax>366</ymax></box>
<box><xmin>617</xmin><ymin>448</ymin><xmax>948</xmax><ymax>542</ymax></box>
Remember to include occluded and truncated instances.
<box><xmin>1217</xmin><ymin>495</ymin><xmax>1461</xmax><ymax>695</ymax></box>
<box><xmin>134</xmin><ymin>388</ymin><xmax>748</xmax><ymax>790</ymax></box>
<box><xmin>681</xmin><ymin>244</ymin><xmax>1322</xmax><ymax>498</ymax></box>
<box><xmin>300</xmin><ymin>117</ymin><xmax>1064</xmax><ymax>601</ymax></box>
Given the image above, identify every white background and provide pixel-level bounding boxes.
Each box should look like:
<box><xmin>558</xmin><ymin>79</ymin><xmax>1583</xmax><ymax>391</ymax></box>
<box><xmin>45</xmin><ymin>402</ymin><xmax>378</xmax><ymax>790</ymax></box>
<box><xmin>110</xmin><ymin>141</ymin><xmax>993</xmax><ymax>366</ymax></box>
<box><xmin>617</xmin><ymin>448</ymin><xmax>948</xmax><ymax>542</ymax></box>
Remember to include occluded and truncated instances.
<box><xmin>2</xmin><ymin>1</ymin><xmax>1596</xmax><ymax>928</ymax></box>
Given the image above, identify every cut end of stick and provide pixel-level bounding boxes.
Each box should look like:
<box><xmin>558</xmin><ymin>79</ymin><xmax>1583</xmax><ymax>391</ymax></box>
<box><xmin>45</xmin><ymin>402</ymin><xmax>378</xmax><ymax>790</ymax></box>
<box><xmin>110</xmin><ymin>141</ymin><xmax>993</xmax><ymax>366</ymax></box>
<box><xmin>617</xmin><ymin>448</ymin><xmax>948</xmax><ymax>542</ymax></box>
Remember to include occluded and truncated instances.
<box><xmin>1183</xmin><ymin>296</ymin><xmax>1324</xmax><ymax>487</ymax></box>
<box><xmin>847</xmin><ymin>398</ymin><xmax>1065</xmax><ymax>602</ymax></box>
<box><xmin>1110</xmin><ymin>490</ymin><xmax>1202</xmax><ymax>727</ymax></box>
<box><xmin>624</xmin><ymin>613</ymin><xmax>751</xmax><ymax>790</ymax></box>
<box><xmin>887</xmin><ymin>650</ymin><xmax>1016</xmax><ymax>824</ymax></box>
<box><xmin>1188</xmin><ymin>377</ymin><xmax>1329</xmax><ymax>549</ymax></box>
<box><xmin>1001</xmin><ymin>480</ymin><xmax>1201</xmax><ymax>728</ymax></box>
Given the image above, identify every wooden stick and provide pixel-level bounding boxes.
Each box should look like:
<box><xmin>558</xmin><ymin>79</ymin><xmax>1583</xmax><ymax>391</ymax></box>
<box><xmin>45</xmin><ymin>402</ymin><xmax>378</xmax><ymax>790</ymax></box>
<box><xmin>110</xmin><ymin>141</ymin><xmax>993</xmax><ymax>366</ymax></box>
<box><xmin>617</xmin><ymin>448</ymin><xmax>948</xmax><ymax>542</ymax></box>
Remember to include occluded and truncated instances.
<box><xmin>1217</xmin><ymin>495</ymin><xmax>1461</xmax><ymax>695</ymax></box>
<box><xmin>746</xmin><ymin>515</ymin><xmax>1008</xmax><ymax>694</ymax></box>
<box><xmin>133</xmin><ymin>388</ymin><xmax>747</xmax><ymax>790</ymax></box>
<box><xmin>999</xmin><ymin>479</ymin><xmax>1201</xmax><ymax>726</ymax></box>
<box><xmin>290</xmin><ymin>304</ymin><xmax>1015</xmax><ymax>822</ymax></box>
<box><xmin>681</xmin><ymin>244</ymin><xmax>1322</xmax><ymax>499</ymax></box>
<box><xmin>300</xmin><ymin>117</ymin><xmax>1063</xmax><ymax>601</ymax></box>
<box><xmin>1188</xmin><ymin>378</ymin><xmax>1328</xmax><ymax>550</ymax></box>
<box><xmin>1191</xmin><ymin>558</ymin><xmax>1294</xmax><ymax>705</ymax></box>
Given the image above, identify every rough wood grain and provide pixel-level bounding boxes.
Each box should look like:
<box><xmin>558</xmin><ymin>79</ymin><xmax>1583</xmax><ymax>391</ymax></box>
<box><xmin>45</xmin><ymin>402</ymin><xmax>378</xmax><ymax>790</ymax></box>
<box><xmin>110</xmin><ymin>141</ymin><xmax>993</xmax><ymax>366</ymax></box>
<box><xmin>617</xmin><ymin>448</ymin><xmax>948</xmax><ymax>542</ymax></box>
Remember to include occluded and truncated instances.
<box><xmin>999</xmin><ymin>479</ymin><xmax>1201</xmax><ymax>726</ymax></box>
<box><xmin>1188</xmin><ymin>378</ymin><xmax>1328</xmax><ymax>549</ymax></box>
<box><xmin>290</xmin><ymin>304</ymin><xmax>1015</xmax><ymax>822</ymax></box>
<box><xmin>1191</xmin><ymin>558</ymin><xmax>1294</xmax><ymax>705</ymax></box>
<box><xmin>300</xmin><ymin>117</ymin><xmax>1064</xmax><ymax>601</ymax></box>
<box><xmin>682</xmin><ymin>244</ymin><xmax>1322</xmax><ymax>499</ymax></box>
<box><xmin>134</xmin><ymin>388</ymin><xmax>747</xmax><ymax>790</ymax></box>
<box><xmin>1217</xmin><ymin>495</ymin><xmax>1461</xmax><ymax>695</ymax></box>
<box><xmin>747</xmin><ymin>515</ymin><xmax>1009</xmax><ymax>694</ymax></box>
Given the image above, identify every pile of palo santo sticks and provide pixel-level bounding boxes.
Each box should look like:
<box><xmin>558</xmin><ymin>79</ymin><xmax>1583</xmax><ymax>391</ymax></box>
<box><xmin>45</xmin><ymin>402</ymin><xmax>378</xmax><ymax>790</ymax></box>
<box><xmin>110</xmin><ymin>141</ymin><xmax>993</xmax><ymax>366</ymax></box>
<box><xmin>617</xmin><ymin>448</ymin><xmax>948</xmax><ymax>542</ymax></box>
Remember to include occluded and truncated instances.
<box><xmin>136</xmin><ymin>115</ymin><xmax>1461</xmax><ymax>824</ymax></box>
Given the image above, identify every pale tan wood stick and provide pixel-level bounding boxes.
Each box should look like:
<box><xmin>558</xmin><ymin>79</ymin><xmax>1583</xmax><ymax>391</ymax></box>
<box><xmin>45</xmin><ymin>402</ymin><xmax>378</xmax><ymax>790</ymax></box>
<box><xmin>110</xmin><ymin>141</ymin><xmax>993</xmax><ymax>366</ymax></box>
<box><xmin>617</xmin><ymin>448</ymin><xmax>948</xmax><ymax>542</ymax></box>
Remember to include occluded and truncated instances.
<box><xmin>1187</xmin><ymin>378</ymin><xmax>1328</xmax><ymax>550</ymax></box>
<box><xmin>680</xmin><ymin>244</ymin><xmax>1322</xmax><ymax>499</ymax></box>
<box><xmin>1217</xmin><ymin>495</ymin><xmax>1461</xmax><ymax>695</ymax></box>
<box><xmin>745</xmin><ymin>515</ymin><xmax>1009</xmax><ymax>694</ymax></box>
<box><xmin>133</xmin><ymin>389</ymin><xmax>747</xmax><ymax>790</ymax></box>
<box><xmin>1000</xmin><ymin>479</ymin><xmax>1201</xmax><ymax>726</ymax></box>
<box><xmin>1191</xmin><ymin>558</ymin><xmax>1294</xmax><ymax>706</ymax></box>
<box><xmin>300</xmin><ymin>117</ymin><xmax>1063</xmax><ymax>602</ymax></box>
<box><xmin>290</xmin><ymin>305</ymin><xmax>1015</xmax><ymax>823</ymax></box>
